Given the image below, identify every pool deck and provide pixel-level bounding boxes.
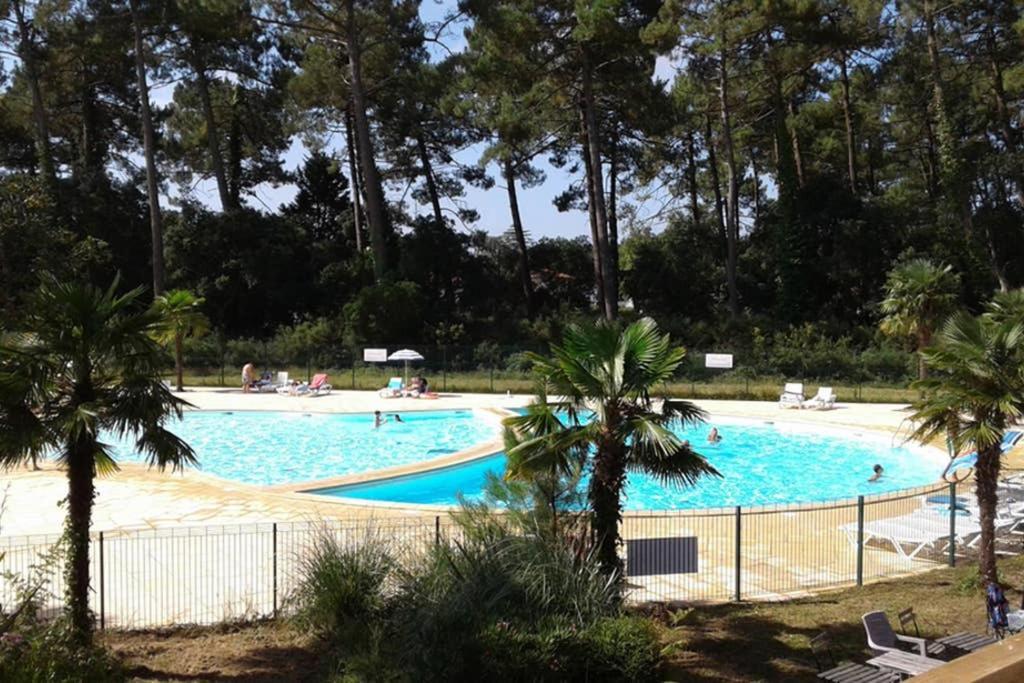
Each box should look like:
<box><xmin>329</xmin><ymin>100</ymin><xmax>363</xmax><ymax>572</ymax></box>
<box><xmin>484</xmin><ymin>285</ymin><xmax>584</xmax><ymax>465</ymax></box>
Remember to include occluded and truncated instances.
<box><xmin>4</xmin><ymin>388</ymin><xmax>1023</xmax><ymax>625</ymax></box>
<box><xmin>0</xmin><ymin>388</ymin><xmax>950</xmax><ymax>538</ymax></box>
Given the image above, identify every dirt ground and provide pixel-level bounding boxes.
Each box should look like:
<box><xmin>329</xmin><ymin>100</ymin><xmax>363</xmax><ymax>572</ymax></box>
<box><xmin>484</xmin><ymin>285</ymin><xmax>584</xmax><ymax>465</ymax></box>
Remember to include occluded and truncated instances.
<box><xmin>101</xmin><ymin>557</ymin><xmax>1024</xmax><ymax>682</ymax></box>
<box><xmin>102</xmin><ymin>621</ymin><xmax>330</xmax><ymax>682</ymax></box>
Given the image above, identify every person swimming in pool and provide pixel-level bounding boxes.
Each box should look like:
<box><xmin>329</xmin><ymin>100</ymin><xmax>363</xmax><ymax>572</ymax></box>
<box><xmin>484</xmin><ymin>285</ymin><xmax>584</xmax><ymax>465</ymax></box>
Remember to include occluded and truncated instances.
<box><xmin>374</xmin><ymin>411</ymin><xmax>403</xmax><ymax>428</ymax></box>
<box><xmin>868</xmin><ymin>464</ymin><xmax>884</xmax><ymax>482</ymax></box>
<box><xmin>707</xmin><ymin>427</ymin><xmax>722</xmax><ymax>443</ymax></box>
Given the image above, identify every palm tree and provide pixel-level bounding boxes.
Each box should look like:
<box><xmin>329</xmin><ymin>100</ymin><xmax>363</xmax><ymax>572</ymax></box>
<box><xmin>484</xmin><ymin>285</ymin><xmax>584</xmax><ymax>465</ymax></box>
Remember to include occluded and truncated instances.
<box><xmin>879</xmin><ymin>258</ymin><xmax>960</xmax><ymax>379</ymax></box>
<box><xmin>503</xmin><ymin>388</ymin><xmax>587</xmax><ymax>537</ymax></box>
<box><xmin>503</xmin><ymin>317</ymin><xmax>719</xmax><ymax>579</ymax></box>
<box><xmin>0</xmin><ymin>278</ymin><xmax>197</xmax><ymax>642</ymax></box>
<box><xmin>153</xmin><ymin>289</ymin><xmax>209</xmax><ymax>391</ymax></box>
<box><xmin>909</xmin><ymin>310</ymin><xmax>1024</xmax><ymax>585</ymax></box>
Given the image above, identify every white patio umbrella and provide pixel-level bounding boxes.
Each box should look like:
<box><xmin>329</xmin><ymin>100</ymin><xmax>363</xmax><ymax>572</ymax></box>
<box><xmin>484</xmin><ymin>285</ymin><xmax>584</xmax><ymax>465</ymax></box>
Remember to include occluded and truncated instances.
<box><xmin>388</xmin><ymin>349</ymin><xmax>424</xmax><ymax>384</ymax></box>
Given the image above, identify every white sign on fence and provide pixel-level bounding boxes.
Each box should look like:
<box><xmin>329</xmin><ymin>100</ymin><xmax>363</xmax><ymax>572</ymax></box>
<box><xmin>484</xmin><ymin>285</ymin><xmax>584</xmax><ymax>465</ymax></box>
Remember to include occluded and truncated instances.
<box><xmin>704</xmin><ymin>353</ymin><xmax>734</xmax><ymax>369</ymax></box>
<box><xmin>363</xmin><ymin>348</ymin><xmax>388</xmax><ymax>363</ymax></box>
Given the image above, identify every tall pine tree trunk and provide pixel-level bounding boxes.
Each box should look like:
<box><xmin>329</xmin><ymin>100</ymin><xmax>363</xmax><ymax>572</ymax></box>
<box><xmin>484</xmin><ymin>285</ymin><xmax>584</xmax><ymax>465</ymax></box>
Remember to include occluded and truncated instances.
<box><xmin>190</xmin><ymin>53</ymin><xmax>234</xmax><ymax>212</ymax></box>
<box><xmin>130</xmin><ymin>0</ymin><xmax>165</xmax><ymax>295</ymax></box>
<box><xmin>581</xmin><ymin>52</ymin><xmax>617</xmax><ymax>320</ymax></box>
<box><xmin>580</xmin><ymin>107</ymin><xmax>604</xmax><ymax>310</ymax></box>
<box><xmin>839</xmin><ymin>50</ymin><xmax>858</xmax><ymax>194</ymax></box>
<box><xmin>504</xmin><ymin>158</ymin><xmax>533</xmax><ymax>316</ymax></box>
<box><xmin>344</xmin><ymin>106</ymin><xmax>364</xmax><ymax>252</ymax></box>
<box><xmin>608</xmin><ymin>136</ymin><xmax>619</xmax><ymax>278</ymax></box>
<box><xmin>686</xmin><ymin>131</ymin><xmax>701</xmax><ymax>224</ymax></box>
<box><xmin>718</xmin><ymin>47</ymin><xmax>740</xmax><ymax>318</ymax></box>
<box><xmin>11</xmin><ymin>0</ymin><xmax>59</xmax><ymax>205</ymax></box>
<box><xmin>346</xmin><ymin>0</ymin><xmax>389</xmax><ymax>281</ymax></box>
<box><xmin>416</xmin><ymin>133</ymin><xmax>444</xmax><ymax>227</ymax></box>
<box><xmin>705</xmin><ymin>118</ymin><xmax>727</xmax><ymax>252</ymax></box>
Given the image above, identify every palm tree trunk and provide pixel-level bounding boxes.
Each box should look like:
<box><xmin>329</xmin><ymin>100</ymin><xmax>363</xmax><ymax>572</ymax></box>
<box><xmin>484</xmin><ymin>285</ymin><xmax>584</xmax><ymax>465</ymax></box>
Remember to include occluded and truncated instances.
<box><xmin>175</xmin><ymin>334</ymin><xmax>184</xmax><ymax>392</ymax></box>
<box><xmin>129</xmin><ymin>0</ymin><xmax>165</xmax><ymax>295</ymax></box>
<box><xmin>504</xmin><ymin>157</ymin><xmax>533</xmax><ymax>316</ymax></box>
<box><xmin>65</xmin><ymin>432</ymin><xmax>96</xmax><ymax>642</ymax></box>
<box><xmin>974</xmin><ymin>441</ymin><xmax>1002</xmax><ymax>585</ymax></box>
<box><xmin>917</xmin><ymin>329</ymin><xmax>930</xmax><ymax>380</ymax></box>
<box><xmin>589</xmin><ymin>420</ymin><xmax>626</xmax><ymax>581</ymax></box>
<box><xmin>346</xmin><ymin>0</ymin><xmax>389</xmax><ymax>281</ymax></box>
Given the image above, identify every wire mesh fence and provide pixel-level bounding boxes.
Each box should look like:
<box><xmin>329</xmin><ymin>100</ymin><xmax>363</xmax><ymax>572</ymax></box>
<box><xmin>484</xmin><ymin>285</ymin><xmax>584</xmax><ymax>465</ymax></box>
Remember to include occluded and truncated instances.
<box><xmin>174</xmin><ymin>343</ymin><xmax>919</xmax><ymax>403</ymax></box>
<box><xmin>2</xmin><ymin>480</ymin><xmax>1020</xmax><ymax>630</ymax></box>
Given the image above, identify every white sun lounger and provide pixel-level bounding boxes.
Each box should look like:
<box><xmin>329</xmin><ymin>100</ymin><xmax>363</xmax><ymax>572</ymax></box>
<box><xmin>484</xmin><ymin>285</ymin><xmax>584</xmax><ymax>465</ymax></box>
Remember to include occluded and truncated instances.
<box><xmin>779</xmin><ymin>382</ymin><xmax>805</xmax><ymax>409</ymax></box>
<box><xmin>840</xmin><ymin>510</ymin><xmax>981</xmax><ymax>559</ymax></box>
<box><xmin>804</xmin><ymin>387</ymin><xmax>836</xmax><ymax>410</ymax></box>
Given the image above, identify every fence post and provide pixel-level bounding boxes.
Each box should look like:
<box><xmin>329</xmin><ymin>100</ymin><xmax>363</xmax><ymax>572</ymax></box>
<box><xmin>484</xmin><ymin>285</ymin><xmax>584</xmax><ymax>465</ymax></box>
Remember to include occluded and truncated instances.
<box><xmin>856</xmin><ymin>496</ymin><xmax>864</xmax><ymax>587</ymax></box>
<box><xmin>351</xmin><ymin>363</ymin><xmax>356</xmax><ymax>389</ymax></box>
<box><xmin>734</xmin><ymin>506</ymin><xmax>742</xmax><ymax>602</ymax></box>
<box><xmin>948</xmin><ymin>482</ymin><xmax>956</xmax><ymax>567</ymax></box>
<box><xmin>272</xmin><ymin>523</ymin><xmax>278</xmax><ymax>616</ymax></box>
<box><xmin>442</xmin><ymin>347</ymin><xmax>447</xmax><ymax>392</ymax></box>
<box><xmin>434</xmin><ymin>516</ymin><xmax>441</xmax><ymax>547</ymax></box>
<box><xmin>489</xmin><ymin>367</ymin><xmax>494</xmax><ymax>393</ymax></box>
<box><xmin>98</xmin><ymin>531</ymin><xmax>105</xmax><ymax>630</ymax></box>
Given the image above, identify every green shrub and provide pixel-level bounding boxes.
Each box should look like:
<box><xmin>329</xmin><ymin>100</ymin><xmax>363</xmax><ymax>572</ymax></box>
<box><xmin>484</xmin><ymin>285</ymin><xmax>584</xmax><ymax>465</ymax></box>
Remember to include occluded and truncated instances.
<box><xmin>857</xmin><ymin>347</ymin><xmax>914</xmax><ymax>382</ymax></box>
<box><xmin>477</xmin><ymin>616</ymin><xmax>660</xmax><ymax>682</ymax></box>
<box><xmin>0</xmin><ymin>618</ymin><xmax>124</xmax><ymax>683</ymax></box>
<box><xmin>290</xmin><ymin>527</ymin><xmax>395</xmax><ymax>647</ymax></box>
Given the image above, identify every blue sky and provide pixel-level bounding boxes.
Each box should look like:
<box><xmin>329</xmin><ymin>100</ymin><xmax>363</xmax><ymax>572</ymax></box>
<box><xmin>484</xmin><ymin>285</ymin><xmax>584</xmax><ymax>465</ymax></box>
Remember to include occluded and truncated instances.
<box><xmin>155</xmin><ymin>1</ymin><xmax>676</xmax><ymax>240</ymax></box>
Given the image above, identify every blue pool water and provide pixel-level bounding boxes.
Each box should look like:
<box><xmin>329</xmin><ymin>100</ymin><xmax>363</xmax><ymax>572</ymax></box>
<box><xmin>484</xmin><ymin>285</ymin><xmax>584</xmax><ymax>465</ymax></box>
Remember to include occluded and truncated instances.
<box><xmin>316</xmin><ymin>418</ymin><xmax>947</xmax><ymax>509</ymax></box>
<box><xmin>108</xmin><ymin>410</ymin><xmax>499</xmax><ymax>487</ymax></box>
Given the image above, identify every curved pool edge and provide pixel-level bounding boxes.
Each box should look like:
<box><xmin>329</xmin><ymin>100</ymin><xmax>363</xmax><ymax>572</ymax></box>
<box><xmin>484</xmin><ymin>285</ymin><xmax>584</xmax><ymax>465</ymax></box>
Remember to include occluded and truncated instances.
<box><xmin>284</xmin><ymin>415</ymin><xmax>950</xmax><ymax>515</ymax></box>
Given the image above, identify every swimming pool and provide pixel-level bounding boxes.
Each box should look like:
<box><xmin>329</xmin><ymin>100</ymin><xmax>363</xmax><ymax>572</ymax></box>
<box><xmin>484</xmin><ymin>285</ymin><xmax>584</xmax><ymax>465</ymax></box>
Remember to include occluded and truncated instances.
<box><xmin>315</xmin><ymin>418</ymin><xmax>947</xmax><ymax>509</ymax></box>
<box><xmin>108</xmin><ymin>410</ymin><xmax>500</xmax><ymax>487</ymax></box>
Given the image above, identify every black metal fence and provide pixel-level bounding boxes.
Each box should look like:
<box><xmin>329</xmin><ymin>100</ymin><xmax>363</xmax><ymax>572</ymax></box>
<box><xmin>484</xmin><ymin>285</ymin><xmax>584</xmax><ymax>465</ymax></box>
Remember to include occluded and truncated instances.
<box><xmin>2</xmin><ymin>480</ymin><xmax>1015</xmax><ymax>629</ymax></box>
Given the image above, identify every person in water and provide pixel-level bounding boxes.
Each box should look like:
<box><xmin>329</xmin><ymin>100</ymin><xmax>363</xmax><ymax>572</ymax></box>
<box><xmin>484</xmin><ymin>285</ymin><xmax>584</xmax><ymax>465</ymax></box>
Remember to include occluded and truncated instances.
<box><xmin>374</xmin><ymin>411</ymin><xmax>403</xmax><ymax>428</ymax></box>
<box><xmin>868</xmin><ymin>464</ymin><xmax>884</xmax><ymax>482</ymax></box>
<box><xmin>707</xmin><ymin>427</ymin><xmax>722</xmax><ymax>443</ymax></box>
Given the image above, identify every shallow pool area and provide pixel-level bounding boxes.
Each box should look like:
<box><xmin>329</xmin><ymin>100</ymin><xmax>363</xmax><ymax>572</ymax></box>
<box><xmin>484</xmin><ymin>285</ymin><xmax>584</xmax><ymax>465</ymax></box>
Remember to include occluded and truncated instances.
<box><xmin>316</xmin><ymin>418</ymin><xmax>947</xmax><ymax>509</ymax></box>
<box><xmin>108</xmin><ymin>409</ymin><xmax>500</xmax><ymax>487</ymax></box>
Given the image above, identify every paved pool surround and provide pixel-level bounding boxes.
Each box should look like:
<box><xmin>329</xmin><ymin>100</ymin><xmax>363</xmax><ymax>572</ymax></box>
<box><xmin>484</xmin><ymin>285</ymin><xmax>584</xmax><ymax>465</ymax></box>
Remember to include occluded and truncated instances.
<box><xmin>0</xmin><ymin>388</ymin><xmax>980</xmax><ymax>537</ymax></box>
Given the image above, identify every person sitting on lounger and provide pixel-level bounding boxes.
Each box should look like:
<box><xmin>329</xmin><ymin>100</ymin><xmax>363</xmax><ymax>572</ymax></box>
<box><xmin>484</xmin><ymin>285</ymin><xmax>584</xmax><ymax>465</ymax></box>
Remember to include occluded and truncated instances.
<box><xmin>868</xmin><ymin>464</ymin><xmax>884</xmax><ymax>482</ymax></box>
<box><xmin>707</xmin><ymin>427</ymin><xmax>721</xmax><ymax>443</ymax></box>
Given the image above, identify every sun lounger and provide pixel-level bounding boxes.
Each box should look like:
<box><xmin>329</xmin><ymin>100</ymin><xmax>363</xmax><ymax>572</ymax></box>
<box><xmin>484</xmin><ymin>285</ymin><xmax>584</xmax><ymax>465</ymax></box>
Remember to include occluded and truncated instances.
<box><xmin>946</xmin><ymin>431</ymin><xmax>1023</xmax><ymax>472</ymax></box>
<box><xmin>307</xmin><ymin>373</ymin><xmax>331</xmax><ymax>395</ymax></box>
<box><xmin>779</xmin><ymin>382</ymin><xmax>805</xmax><ymax>409</ymax></box>
<box><xmin>840</xmin><ymin>510</ymin><xmax>981</xmax><ymax>559</ymax></box>
<box><xmin>379</xmin><ymin>377</ymin><xmax>404</xmax><ymax>398</ymax></box>
<box><xmin>804</xmin><ymin>387</ymin><xmax>836</xmax><ymax>410</ymax></box>
<box><xmin>279</xmin><ymin>373</ymin><xmax>332</xmax><ymax>397</ymax></box>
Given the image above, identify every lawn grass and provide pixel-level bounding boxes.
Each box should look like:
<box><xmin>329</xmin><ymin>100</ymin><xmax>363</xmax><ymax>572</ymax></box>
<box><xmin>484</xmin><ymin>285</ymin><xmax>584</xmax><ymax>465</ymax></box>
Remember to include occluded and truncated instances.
<box><xmin>102</xmin><ymin>557</ymin><xmax>1024</xmax><ymax>681</ymax></box>
<box><xmin>172</xmin><ymin>366</ymin><xmax>918</xmax><ymax>404</ymax></box>
<box><xmin>653</xmin><ymin>555</ymin><xmax>1024</xmax><ymax>681</ymax></box>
